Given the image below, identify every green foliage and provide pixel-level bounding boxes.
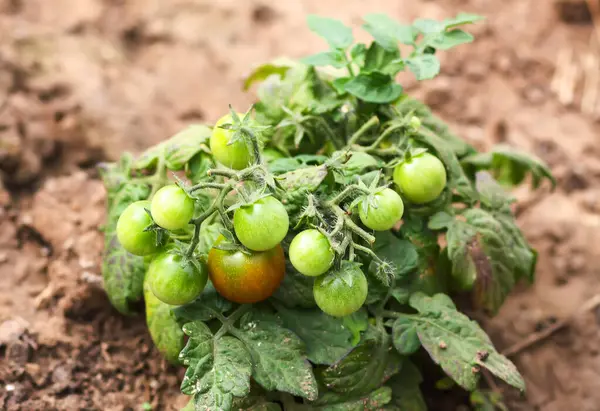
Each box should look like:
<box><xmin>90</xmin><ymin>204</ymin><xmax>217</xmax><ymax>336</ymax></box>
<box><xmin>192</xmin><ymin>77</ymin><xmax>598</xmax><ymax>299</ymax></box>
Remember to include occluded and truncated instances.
<box><xmin>461</xmin><ymin>145</ymin><xmax>556</xmax><ymax>189</ymax></box>
<box><xmin>97</xmin><ymin>11</ymin><xmax>553</xmax><ymax>411</ymax></box>
<box><xmin>393</xmin><ymin>293</ymin><xmax>525</xmax><ymax>391</ymax></box>
<box><xmin>99</xmin><ymin>158</ymin><xmax>150</xmax><ymax>315</ymax></box>
<box><xmin>144</xmin><ymin>278</ymin><xmax>184</xmax><ymax>364</ymax></box>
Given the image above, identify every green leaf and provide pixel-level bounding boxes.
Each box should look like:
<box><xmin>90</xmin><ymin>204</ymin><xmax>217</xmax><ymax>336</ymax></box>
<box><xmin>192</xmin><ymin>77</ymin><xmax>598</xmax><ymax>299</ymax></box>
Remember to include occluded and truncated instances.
<box><xmin>186</xmin><ymin>152</ymin><xmax>216</xmax><ymax>183</ymax></box>
<box><xmin>363</xmin><ymin>43</ymin><xmax>402</xmax><ymax>75</ymax></box>
<box><xmin>446</xmin><ymin>208</ymin><xmax>536</xmax><ymax>312</ymax></box>
<box><xmin>405</xmin><ymin>55</ymin><xmax>440</xmax><ymax>80</ymax></box>
<box><xmin>307</xmin><ymin>15</ymin><xmax>354</xmax><ymax>50</ymax></box>
<box><xmin>384</xmin><ymin>360</ymin><xmax>427</xmax><ymax>411</ymax></box>
<box><xmin>470</xmin><ymin>389</ymin><xmax>509</xmax><ymax>411</ymax></box>
<box><xmin>428</xmin><ymin>211</ymin><xmax>454</xmax><ymax>230</ymax></box>
<box><xmin>133</xmin><ymin>126</ymin><xmax>211</xmax><ymax>171</ymax></box>
<box><xmin>302</xmin><ymin>50</ymin><xmax>347</xmax><ymax>68</ymax></box>
<box><xmin>391</xmin><ymin>317</ymin><xmax>420</xmax><ymax>355</ymax></box>
<box><xmin>363</xmin><ymin>14</ymin><xmax>414</xmax><ymax>50</ymax></box>
<box><xmin>412</xmin><ymin>18</ymin><xmax>444</xmax><ymax>34</ymax></box>
<box><xmin>236</xmin><ymin>311</ymin><xmax>319</xmax><ymax>400</ymax></box>
<box><xmin>344</xmin><ymin>72</ymin><xmax>403</xmax><ymax>104</ymax></box>
<box><xmin>179</xmin><ymin>322</ymin><xmax>252</xmax><ymax>411</ymax></box>
<box><xmin>232</xmin><ymin>389</ymin><xmax>282</xmax><ymax>411</ymax></box>
<box><xmin>173</xmin><ymin>283</ymin><xmax>233</xmax><ymax>323</ymax></box>
<box><xmin>276</xmin><ymin>305</ymin><xmax>354</xmax><ymax>365</ymax></box>
<box><xmin>332</xmin><ymin>77</ymin><xmax>352</xmax><ymax>94</ymax></box>
<box><xmin>272</xmin><ymin>260</ymin><xmax>317</xmax><ymax>308</ymax></box>
<box><xmin>393</xmin><ymin>97</ymin><xmax>475</xmax><ymax>158</ymax></box>
<box><xmin>342</xmin><ymin>308</ymin><xmax>369</xmax><ymax>345</ymax></box>
<box><xmin>425</xmin><ymin>29</ymin><xmax>474</xmax><ymax>51</ymax></box>
<box><xmin>334</xmin><ymin>151</ymin><xmax>384</xmax><ymax>184</ymax></box>
<box><xmin>196</xmin><ymin>219</ymin><xmax>223</xmax><ymax>255</ymax></box>
<box><xmin>474</xmin><ymin>171</ymin><xmax>515</xmax><ymax>213</ymax></box>
<box><xmin>244</xmin><ymin>63</ymin><xmax>292</xmax><ymax>90</ymax></box>
<box><xmin>371</xmin><ymin>231</ymin><xmax>419</xmax><ymax>280</ymax></box>
<box><xmin>268</xmin><ymin>155</ymin><xmax>327</xmax><ymax>174</ymax></box>
<box><xmin>349</xmin><ymin>43</ymin><xmax>367</xmax><ymax>65</ymax></box>
<box><xmin>461</xmin><ymin>145</ymin><xmax>556</xmax><ymax>189</ymax></box>
<box><xmin>313</xmin><ymin>386</ymin><xmax>393</xmax><ymax>410</ymax></box>
<box><xmin>102</xmin><ymin>235</ymin><xmax>147</xmax><ymax>315</ymax></box>
<box><xmin>320</xmin><ymin>326</ymin><xmax>393</xmax><ymax>396</ymax></box>
<box><xmin>163</xmin><ymin>125</ymin><xmax>212</xmax><ymax>170</ymax></box>
<box><xmin>143</xmin><ymin>279</ymin><xmax>184</xmax><ymax>364</ymax></box>
<box><xmin>276</xmin><ymin>164</ymin><xmax>329</xmax><ymax>193</ymax></box>
<box><xmin>444</xmin><ymin>13</ymin><xmax>485</xmax><ymax>29</ymax></box>
<box><xmin>404</xmin><ymin>292</ymin><xmax>525</xmax><ymax>391</ymax></box>
<box><xmin>101</xmin><ymin>180</ymin><xmax>150</xmax><ymax>315</ymax></box>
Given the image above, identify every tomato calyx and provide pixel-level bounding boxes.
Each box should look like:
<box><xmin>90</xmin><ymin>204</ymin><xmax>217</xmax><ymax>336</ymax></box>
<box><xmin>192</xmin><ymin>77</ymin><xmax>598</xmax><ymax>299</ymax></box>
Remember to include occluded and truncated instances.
<box><xmin>217</xmin><ymin>105</ymin><xmax>270</xmax><ymax>165</ymax></box>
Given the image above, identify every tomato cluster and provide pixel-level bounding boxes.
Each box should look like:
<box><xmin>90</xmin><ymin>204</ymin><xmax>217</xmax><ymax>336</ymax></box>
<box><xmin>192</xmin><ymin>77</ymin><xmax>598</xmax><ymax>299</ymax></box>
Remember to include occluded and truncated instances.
<box><xmin>114</xmin><ymin>110</ymin><xmax>448</xmax><ymax>316</ymax></box>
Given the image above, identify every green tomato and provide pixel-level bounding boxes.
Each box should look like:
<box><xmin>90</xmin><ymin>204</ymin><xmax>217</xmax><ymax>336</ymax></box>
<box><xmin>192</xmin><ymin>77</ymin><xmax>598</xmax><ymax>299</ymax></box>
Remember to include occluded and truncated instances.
<box><xmin>289</xmin><ymin>229</ymin><xmax>334</xmax><ymax>277</ymax></box>
<box><xmin>116</xmin><ymin>200</ymin><xmax>160</xmax><ymax>256</ymax></box>
<box><xmin>150</xmin><ymin>185</ymin><xmax>195</xmax><ymax>231</ymax></box>
<box><xmin>233</xmin><ymin>196</ymin><xmax>289</xmax><ymax>251</ymax></box>
<box><xmin>393</xmin><ymin>152</ymin><xmax>447</xmax><ymax>204</ymax></box>
<box><xmin>147</xmin><ymin>252</ymin><xmax>208</xmax><ymax>305</ymax></box>
<box><xmin>313</xmin><ymin>262</ymin><xmax>368</xmax><ymax>317</ymax></box>
<box><xmin>262</xmin><ymin>148</ymin><xmax>285</xmax><ymax>163</ymax></box>
<box><xmin>209</xmin><ymin>113</ymin><xmax>253</xmax><ymax>170</ymax></box>
<box><xmin>358</xmin><ymin>188</ymin><xmax>404</xmax><ymax>231</ymax></box>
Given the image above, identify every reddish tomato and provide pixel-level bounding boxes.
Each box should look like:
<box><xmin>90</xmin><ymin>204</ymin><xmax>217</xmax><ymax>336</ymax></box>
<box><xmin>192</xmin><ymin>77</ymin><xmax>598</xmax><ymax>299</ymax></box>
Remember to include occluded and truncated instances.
<box><xmin>207</xmin><ymin>236</ymin><xmax>285</xmax><ymax>303</ymax></box>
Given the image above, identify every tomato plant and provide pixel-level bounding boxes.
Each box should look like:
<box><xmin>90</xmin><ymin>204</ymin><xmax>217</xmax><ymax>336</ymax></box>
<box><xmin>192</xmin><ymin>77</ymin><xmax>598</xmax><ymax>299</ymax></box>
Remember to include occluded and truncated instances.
<box><xmin>99</xmin><ymin>12</ymin><xmax>556</xmax><ymax>411</ymax></box>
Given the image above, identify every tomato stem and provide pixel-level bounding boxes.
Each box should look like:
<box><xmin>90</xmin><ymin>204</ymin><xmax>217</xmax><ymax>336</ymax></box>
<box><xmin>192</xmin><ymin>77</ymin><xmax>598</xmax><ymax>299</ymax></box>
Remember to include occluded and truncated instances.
<box><xmin>330</xmin><ymin>204</ymin><xmax>375</xmax><ymax>245</ymax></box>
<box><xmin>329</xmin><ymin>184</ymin><xmax>370</xmax><ymax>205</ymax></box>
<box><xmin>347</xmin><ymin>115</ymin><xmax>379</xmax><ymax>146</ymax></box>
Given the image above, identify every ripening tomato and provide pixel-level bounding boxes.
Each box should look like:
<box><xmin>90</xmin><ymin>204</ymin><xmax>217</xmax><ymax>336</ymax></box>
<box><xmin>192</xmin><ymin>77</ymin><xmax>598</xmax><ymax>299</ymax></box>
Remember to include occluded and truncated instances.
<box><xmin>289</xmin><ymin>229</ymin><xmax>334</xmax><ymax>277</ymax></box>
<box><xmin>150</xmin><ymin>185</ymin><xmax>195</xmax><ymax>231</ymax></box>
<box><xmin>209</xmin><ymin>113</ymin><xmax>253</xmax><ymax>170</ymax></box>
<box><xmin>116</xmin><ymin>200</ymin><xmax>161</xmax><ymax>256</ymax></box>
<box><xmin>207</xmin><ymin>236</ymin><xmax>285</xmax><ymax>304</ymax></box>
<box><xmin>233</xmin><ymin>196</ymin><xmax>289</xmax><ymax>251</ymax></box>
<box><xmin>393</xmin><ymin>152</ymin><xmax>447</xmax><ymax>204</ymax></box>
<box><xmin>147</xmin><ymin>252</ymin><xmax>208</xmax><ymax>305</ymax></box>
<box><xmin>358</xmin><ymin>188</ymin><xmax>404</xmax><ymax>231</ymax></box>
<box><xmin>313</xmin><ymin>262</ymin><xmax>368</xmax><ymax>317</ymax></box>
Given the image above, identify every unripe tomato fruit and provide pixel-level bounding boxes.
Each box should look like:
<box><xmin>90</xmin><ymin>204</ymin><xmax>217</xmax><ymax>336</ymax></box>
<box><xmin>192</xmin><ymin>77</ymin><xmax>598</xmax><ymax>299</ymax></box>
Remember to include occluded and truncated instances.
<box><xmin>116</xmin><ymin>200</ymin><xmax>160</xmax><ymax>256</ymax></box>
<box><xmin>150</xmin><ymin>185</ymin><xmax>195</xmax><ymax>231</ymax></box>
<box><xmin>313</xmin><ymin>263</ymin><xmax>368</xmax><ymax>317</ymax></box>
<box><xmin>393</xmin><ymin>152</ymin><xmax>447</xmax><ymax>204</ymax></box>
<box><xmin>209</xmin><ymin>113</ymin><xmax>253</xmax><ymax>170</ymax></box>
<box><xmin>147</xmin><ymin>252</ymin><xmax>208</xmax><ymax>305</ymax></box>
<box><xmin>358</xmin><ymin>188</ymin><xmax>404</xmax><ymax>231</ymax></box>
<box><xmin>233</xmin><ymin>196</ymin><xmax>289</xmax><ymax>251</ymax></box>
<box><xmin>289</xmin><ymin>229</ymin><xmax>334</xmax><ymax>277</ymax></box>
<box><xmin>207</xmin><ymin>236</ymin><xmax>285</xmax><ymax>304</ymax></box>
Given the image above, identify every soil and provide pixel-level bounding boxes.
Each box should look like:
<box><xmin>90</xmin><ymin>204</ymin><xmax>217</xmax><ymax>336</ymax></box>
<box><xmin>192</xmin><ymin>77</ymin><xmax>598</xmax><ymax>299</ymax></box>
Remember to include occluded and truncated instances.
<box><xmin>1</xmin><ymin>0</ymin><xmax>599</xmax><ymax>410</ymax></box>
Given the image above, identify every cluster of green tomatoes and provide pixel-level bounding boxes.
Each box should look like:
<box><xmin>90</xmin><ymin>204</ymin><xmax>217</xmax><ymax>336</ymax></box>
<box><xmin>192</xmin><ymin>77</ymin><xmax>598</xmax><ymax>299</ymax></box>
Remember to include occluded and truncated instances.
<box><xmin>115</xmin><ymin>112</ymin><xmax>448</xmax><ymax>317</ymax></box>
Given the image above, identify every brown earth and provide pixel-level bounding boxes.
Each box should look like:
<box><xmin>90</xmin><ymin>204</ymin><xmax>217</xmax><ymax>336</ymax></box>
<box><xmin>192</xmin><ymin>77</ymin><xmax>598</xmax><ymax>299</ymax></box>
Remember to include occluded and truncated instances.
<box><xmin>1</xmin><ymin>0</ymin><xmax>600</xmax><ymax>410</ymax></box>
